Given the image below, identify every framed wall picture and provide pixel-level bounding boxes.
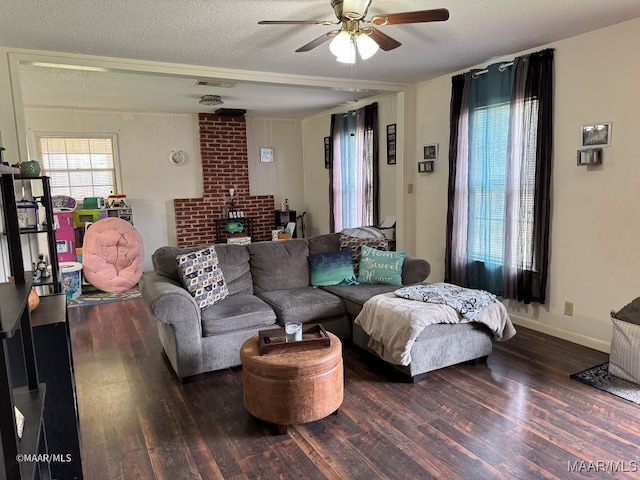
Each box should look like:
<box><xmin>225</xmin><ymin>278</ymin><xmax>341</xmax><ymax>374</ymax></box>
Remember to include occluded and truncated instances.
<box><xmin>260</xmin><ymin>147</ymin><xmax>274</xmax><ymax>163</ymax></box>
<box><xmin>387</xmin><ymin>124</ymin><xmax>396</xmax><ymax>165</ymax></box>
<box><xmin>580</xmin><ymin>122</ymin><xmax>612</xmax><ymax>148</ymax></box>
<box><xmin>324</xmin><ymin>137</ymin><xmax>330</xmax><ymax>169</ymax></box>
<box><xmin>423</xmin><ymin>144</ymin><xmax>438</xmax><ymax>160</ymax></box>
<box><xmin>418</xmin><ymin>160</ymin><xmax>434</xmax><ymax>173</ymax></box>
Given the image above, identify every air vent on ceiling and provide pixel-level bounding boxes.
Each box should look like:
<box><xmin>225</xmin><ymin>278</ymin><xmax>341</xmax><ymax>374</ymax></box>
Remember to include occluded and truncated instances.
<box><xmin>215</xmin><ymin>108</ymin><xmax>246</xmax><ymax>116</ymax></box>
<box><xmin>193</xmin><ymin>80</ymin><xmax>235</xmax><ymax>88</ymax></box>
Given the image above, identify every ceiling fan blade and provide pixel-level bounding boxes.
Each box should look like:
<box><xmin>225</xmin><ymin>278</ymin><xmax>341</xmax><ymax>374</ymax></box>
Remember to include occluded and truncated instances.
<box><xmin>296</xmin><ymin>31</ymin><xmax>338</xmax><ymax>52</ymax></box>
<box><xmin>370</xmin><ymin>8</ymin><xmax>449</xmax><ymax>26</ymax></box>
<box><xmin>258</xmin><ymin>20</ymin><xmax>334</xmax><ymax>25</ymax></box>
<box><xmin>368</xmin><ymin>28</ymin><xmax>402</xmax><ymax>51</ymax></box>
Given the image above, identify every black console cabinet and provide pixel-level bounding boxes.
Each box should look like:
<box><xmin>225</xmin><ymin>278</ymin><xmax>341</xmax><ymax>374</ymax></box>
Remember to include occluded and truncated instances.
<box><xmin>8</xmin><ymin>294</ymin><xmax>82</xmax><ymax>479</ymax></box>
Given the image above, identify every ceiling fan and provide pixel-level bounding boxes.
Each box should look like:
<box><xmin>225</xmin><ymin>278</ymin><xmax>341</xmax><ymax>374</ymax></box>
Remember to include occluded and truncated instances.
<box><xmin>258</xmin><ymin>0</ymin><xmax>449</xmax><ymax>63</ymax></box>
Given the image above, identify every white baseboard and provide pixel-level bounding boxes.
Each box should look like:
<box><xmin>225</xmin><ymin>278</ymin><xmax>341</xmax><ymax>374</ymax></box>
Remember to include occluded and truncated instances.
<box><xmin>509</xmin><ymin>314</ymin><xmax>610</xmax><ymax>354</ymax></box>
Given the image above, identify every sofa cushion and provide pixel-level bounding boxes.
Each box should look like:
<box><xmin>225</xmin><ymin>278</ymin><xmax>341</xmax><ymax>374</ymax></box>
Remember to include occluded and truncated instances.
<box><xmin>214</xmin><ymin>244</ymin><xmax>253</xmax><ymax>296</ymax></box>
<box><xmin>257</xmin><ymin>287</ymin><xmax>345</xmax><ymax>324</ymax></box>
<box><xmin>307</xmin><ymin>232</ymin><xmax>341</xmax><ymax>256</ymax></box>
<box><xmin>357</xmin><ymin>245</ymin><xmax>406</xmax><ymax>286</ymax></box>
<box><xmin>152</xmin><ymin>244</ymin><xmax>253</xmax><ymax>295</ymax></box>
<box><xmin>308</xmin><ymin>250</ymin><xmax>358</xmax><ymax>287</ymax></box>
<box><xmin>201</xmin><ymin>294</ymin><xmax>276</xmax><ymax>337</ymax></box>
<box><xmin>321</xmin><ymin>284</ymin><xmax>399</xmax><ymax>317</ymax></box>
<box><xmin>153</xmin><ymin>245</ymin><xmax>202</xmax><ymax>281</ymax></box>
<box><xmin>176</xmin><ymin>247</ymin><xmax>229</xmax><ymax>309</ymax></box>
<box><xmin>248</xmin><ymin>239</ymin><xmax>310</xmax><ymax>293</ymax></box>
<box><xmin>339</xmin><ymin>235</ymin><xmax>389</xmax><ymax>276</ymax></box>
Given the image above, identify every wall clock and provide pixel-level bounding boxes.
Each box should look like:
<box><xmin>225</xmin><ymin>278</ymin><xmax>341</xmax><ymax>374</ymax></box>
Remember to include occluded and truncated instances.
<box><xmin>169</xmin><ymin>150</ymin><xmax>185</xmax><ymax>166</ymax></box>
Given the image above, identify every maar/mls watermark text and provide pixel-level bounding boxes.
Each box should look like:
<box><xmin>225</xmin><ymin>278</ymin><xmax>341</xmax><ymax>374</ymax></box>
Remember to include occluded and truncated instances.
<box><xmin>568</xmin><ymin>460</ymin><xmax>638</xmax><ymax>473</ymax></box>
<box><xmin>16</xmin><ymin>453</ymin><xmax>72</xmax><ymax>463</ymax></box>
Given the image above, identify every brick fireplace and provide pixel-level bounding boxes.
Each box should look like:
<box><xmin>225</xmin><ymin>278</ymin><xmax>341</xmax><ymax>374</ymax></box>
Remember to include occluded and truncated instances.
<box><xmin>174</xmin><ymin>113</ymin><xmax>274</xmax><ymax>247</ymax></box>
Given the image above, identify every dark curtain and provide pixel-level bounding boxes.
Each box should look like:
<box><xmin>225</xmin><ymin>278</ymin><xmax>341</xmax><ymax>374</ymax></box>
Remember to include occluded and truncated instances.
<box><xmin>445</xmin><ymin>49</ymin><xmax>553</xmax><ymax>304</ymax></box>
<box><xmin>445</xmin><ymin>74</ymin><xmax>467</xmax><ymax>285</ymax></box>
<box><xmin>504</xmin><ymin>49</ymin><xmax>554</xmax><ymax>303</ymax></box>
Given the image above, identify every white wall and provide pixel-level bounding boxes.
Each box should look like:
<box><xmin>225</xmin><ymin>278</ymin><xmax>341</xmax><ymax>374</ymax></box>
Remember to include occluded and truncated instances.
<box><xmin>23</xmin><ymin>107</ymin><xmax>202</xmax><ymax>271</ymax></box>
<box><xmin>22</xmin><ymin>109</ymin><xmax>312</xmax><ymax>270</ymax></box>
<box><xmin>413</xmin><ymin>17</ymin><xmax>640</xmax><ymax>352</ymax></box>
<box><xmin>301</xmin><ymin>94</ymin><xmax>400</xmax><ymax>237</ymax></box>
<box><xmin>246</xmin><ymin>117</ymin><xmax>304</xmax><ymax>214</ymax></box>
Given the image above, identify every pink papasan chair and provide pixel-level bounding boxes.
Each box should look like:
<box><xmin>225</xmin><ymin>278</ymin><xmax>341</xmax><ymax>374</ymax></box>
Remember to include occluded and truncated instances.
<box><xmin>82</xmin><ymin>217</ymin><xmax>145</xmax><ymax>293</ymax></box>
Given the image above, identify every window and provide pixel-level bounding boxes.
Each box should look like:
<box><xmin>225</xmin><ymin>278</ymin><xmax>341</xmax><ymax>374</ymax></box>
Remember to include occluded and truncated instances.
<box><xmin>467</xmin><ymin>102</ymin><xmax>509</xmax><ymax>266</ymax></box>
<box><xmin>445</xmin><ymin>49</ymin><xmax>553</xmax><ymax>304</ymax></box>
<box><xmin>329</xmin><ymin>103</ymin><xmax>378</xmax><ymax>232</ymax></box>
<box><xmin>37</xmin><ymin>135</ymin><xmax>119</xmax><ymax>201</ymax></box>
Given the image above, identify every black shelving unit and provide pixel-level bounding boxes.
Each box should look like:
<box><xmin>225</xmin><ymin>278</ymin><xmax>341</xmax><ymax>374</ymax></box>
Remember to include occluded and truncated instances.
<box><xmin>275</xmin><ymin>209</ymin><xmax>297</xmax><ymax>237</ymax></box>
<box><xmin>14</xmin><ymin>176</ymin><xmax>61</xmax><ymax>295</ymax></box>
<box><xmin>0</xmin><ymin>166</ymin><xmax>50</xmax><ymax>479</ymax></box>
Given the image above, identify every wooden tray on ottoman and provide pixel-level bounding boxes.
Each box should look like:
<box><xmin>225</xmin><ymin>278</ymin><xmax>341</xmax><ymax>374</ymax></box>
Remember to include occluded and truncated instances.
<box><xmin>259</xmin><ymin>323</ymin><xmax>331</xmax><ymax>354</ymax></box>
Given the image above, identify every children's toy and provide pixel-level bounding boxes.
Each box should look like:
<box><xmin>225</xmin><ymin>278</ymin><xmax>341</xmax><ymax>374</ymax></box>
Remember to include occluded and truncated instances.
<box><xmin>33</xmin><ymin>253</ymin><xmax>51</xmax><ymax>282</ymax></box>
<box><xmin>51</xmin><ymin>195</ymin><xmax>77</xmax><ymax>211</ymax></box>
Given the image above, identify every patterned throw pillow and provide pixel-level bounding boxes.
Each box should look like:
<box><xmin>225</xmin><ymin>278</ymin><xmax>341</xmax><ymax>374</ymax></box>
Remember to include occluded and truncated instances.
<box><xmin>357</xmin><ymin>245</ymin><xmax>406</xmax><ymax>286</ymax></box>
<box><xmin>308</xmin><ymin>250</ymin><xmax>358</xmax><ymax>287</ymax></box>
<box><xmin>339</xmin><ymin>235</ymin><xmax>389</xmax><ymax>275</ymax></box>
<box><xmin>176</xmin><ymin>247</ymin><xmax>229</xmax><ymax>309</ymax></box>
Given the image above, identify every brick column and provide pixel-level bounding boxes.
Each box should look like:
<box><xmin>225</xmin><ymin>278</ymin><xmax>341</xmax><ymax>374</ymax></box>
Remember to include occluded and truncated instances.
<box><xmin>174</xmin><ymin>113</ymin><xmax>274</xmax><ymax>247</ymax></box>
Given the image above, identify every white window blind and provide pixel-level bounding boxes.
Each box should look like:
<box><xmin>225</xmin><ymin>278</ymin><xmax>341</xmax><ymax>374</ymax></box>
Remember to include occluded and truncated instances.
<box><xmin>467</xmin><ymin>99</ymin><xmax>538</xmax><ymax>268</ymax></box>
<box><xmin>38</xmin><ymin>136</ymin><xmax>118</xmax><ymax>201</ymax></box>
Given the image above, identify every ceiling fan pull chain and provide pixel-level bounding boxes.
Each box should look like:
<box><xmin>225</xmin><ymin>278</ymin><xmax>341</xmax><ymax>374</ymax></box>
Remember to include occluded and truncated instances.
<box><xmin>350</xmin><ymin>61</ymin><xmax>359</xmax><ymax>103</ymax></box>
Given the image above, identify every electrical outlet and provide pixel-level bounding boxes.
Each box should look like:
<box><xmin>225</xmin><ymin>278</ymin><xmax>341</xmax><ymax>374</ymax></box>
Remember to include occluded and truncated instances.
<box><xmin>564</xmin><ymin>301</ymin><xmax>574</xmax><ymax>316</ymax></box>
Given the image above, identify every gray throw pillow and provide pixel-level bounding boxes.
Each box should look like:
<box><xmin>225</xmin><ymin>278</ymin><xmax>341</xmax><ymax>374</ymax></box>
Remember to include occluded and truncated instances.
<box><xmin>339</xmin><ymin>234</ymin><xmax>389</xmax><ymax>276</ymax></box>
<box><xmin>176</xmin><ymin>246</ymin><xmax>229</xmax><ymax>309</ymax></box>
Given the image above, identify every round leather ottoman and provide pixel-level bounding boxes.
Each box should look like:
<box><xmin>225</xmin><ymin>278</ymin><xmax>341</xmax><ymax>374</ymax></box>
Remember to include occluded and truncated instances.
<box><xmin>240</xmin><ymin>332</ymin><xmax>343</xmax><ymax>434</ymax></box>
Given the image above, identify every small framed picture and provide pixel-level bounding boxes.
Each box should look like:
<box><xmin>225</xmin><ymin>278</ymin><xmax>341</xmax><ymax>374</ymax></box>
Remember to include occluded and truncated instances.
<box><xmin>260</xmin><ymin>147</ymin><xmax>274</xmax><ymax>163</ymax></box>
<box><xmin>324</xmin><ymin>137</ymin><xmax>330</xmax><ymax>169</ymax></box>
<box><xmin>423</xmin><ymin>144</ymin><xmax>438</xmax><ymax>160</ymax></box>
<box><xmin>580</xmin><ymin>122</ymin><xmax>612</xmax><ymax>148</ymax></box>
<box><xmin>418</xmin><ymin>160</ymin><xmax>434</xmax><ymax>173</ymax></box>
<box><xmin>387</xmin><ymin>124</ymin><xmax>396</xmax><ymax>165</ymax></box>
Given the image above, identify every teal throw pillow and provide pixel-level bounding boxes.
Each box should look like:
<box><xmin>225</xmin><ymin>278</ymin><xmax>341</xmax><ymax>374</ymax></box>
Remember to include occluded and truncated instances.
<box><xmin>308</xmin><ymin>250</ymin><xmax>358</xmax><ymax>287</ymax></box>
<box><xmin>357</xmin><ymin>245</ymin><xmax>406</xmax><ymax>286</ymax></box>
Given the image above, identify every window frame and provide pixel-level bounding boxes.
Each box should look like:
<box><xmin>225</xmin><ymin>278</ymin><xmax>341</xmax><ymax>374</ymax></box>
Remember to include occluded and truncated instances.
<box><xmin>34</xmin><ymin>132</ymin><xmax>122</xmax><ymax>201</ymax></box>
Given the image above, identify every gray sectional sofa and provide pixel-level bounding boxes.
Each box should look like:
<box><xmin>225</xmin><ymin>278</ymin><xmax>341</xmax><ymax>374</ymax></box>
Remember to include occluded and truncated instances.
<box><xmin>140</xmin><ymin>232</ymin><xmax>492</xmax><ymax>381</ymax></box>
<box><xmin>139</xmin><ymin>233</ymin><xmax>428</xmax><ymax>379</ymax></box>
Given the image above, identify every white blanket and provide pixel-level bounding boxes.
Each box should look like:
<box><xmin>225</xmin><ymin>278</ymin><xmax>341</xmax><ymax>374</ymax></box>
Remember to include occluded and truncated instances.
<box><xmin>354</xmin><ymin>292</ymin><xmax>517</xmax><ymax>366</ymax></box>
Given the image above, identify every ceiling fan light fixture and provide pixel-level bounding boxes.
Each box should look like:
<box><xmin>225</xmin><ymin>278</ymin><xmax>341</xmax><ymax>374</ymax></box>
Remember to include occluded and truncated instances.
<box><xmin>336</xmin><ymin>45</ymin><xmax>356</xmax><ymax>63</ymax></box>
<box><xmin>332</xmin><ymin>34</ymin><xmax>356</xmax><ymax>63</ymax></box>
<box><xmin>356</xmin><ymin>32</ymin><xmax>379</xmax><ymax>60</ymax></box>
<box><xmin>199</xmin><ymin>94</ymin><xmax>223</xmax><ymax>106</ymax></box>
<box><xmin>329</xmin><ymin>30</ymin><xmax>352</xmax><ymax>57</ymax></box>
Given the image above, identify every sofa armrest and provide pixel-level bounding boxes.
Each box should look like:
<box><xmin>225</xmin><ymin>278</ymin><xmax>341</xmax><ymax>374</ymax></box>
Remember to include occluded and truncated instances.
<box><xmin>139</xmin><ymin>272</ymin><xmax>201</xmax><ymax>334</ymax></box>
<box><xmin>402</xmin><ymin>256</ymin><xmax>431</xmax><ymax>285</ymax></box>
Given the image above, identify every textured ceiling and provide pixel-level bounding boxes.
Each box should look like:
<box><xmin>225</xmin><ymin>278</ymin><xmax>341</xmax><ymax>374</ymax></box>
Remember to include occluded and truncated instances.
<box><xmin>3</xmin><ymin>0</ymin><xmax>640</xmax><ymax>117</ymax></box>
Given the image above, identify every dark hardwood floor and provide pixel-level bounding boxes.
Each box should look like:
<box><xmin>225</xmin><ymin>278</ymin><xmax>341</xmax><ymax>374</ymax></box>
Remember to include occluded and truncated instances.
<box><xmin>68</xmin><ymin>298</ymin><xmax>640</xmax><ymax>479</ymax></box>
